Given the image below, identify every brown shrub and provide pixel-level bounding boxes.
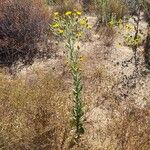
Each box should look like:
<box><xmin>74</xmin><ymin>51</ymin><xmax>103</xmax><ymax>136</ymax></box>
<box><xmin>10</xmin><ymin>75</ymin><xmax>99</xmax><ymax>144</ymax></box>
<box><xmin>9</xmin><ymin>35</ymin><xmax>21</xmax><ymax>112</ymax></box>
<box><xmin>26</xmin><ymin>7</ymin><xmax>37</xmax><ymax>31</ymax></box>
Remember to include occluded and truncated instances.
<box><xmin>0</xmin><ymin>71</ymin><xmax>71</xmax><ymax>149</ymax></box>
<box><xmin>143</xmin><ymin>0</ymin><xmax>150</xmax><ymax>23</ymax></box>
<box><xmin>0</xmin><ymin>0</ymin><xmax>50</xmax><ymax>67</ymax></box>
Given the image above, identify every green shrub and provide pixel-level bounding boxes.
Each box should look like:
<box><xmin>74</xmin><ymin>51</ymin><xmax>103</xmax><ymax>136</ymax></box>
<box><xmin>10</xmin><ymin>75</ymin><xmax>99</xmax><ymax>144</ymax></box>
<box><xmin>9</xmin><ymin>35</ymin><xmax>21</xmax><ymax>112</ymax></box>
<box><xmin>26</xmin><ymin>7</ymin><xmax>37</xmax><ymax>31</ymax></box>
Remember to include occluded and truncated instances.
<box><xmin>94</xmin><ymin>0</ymin><xmax>127</xmax><ymax>26</ymax></box>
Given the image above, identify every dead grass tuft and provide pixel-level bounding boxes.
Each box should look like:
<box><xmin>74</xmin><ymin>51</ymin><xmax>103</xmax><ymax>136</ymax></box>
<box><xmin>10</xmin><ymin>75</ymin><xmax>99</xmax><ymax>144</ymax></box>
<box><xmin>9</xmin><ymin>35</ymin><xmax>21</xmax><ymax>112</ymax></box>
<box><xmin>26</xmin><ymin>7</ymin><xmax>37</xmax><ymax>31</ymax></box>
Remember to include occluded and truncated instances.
<box><xmin>97</xmin><ymin>26</ymin><xmax>116</xmax><ymax>47</ymax></box>
<box><xmin>107</xmin><ymin>103</ymin><xmax>150</xmax><ymax>150</ymax></box>
<box><xmin>0</xmin><ymin>70</ymin><xmax>72</xmax><ymax>149</ymax></box>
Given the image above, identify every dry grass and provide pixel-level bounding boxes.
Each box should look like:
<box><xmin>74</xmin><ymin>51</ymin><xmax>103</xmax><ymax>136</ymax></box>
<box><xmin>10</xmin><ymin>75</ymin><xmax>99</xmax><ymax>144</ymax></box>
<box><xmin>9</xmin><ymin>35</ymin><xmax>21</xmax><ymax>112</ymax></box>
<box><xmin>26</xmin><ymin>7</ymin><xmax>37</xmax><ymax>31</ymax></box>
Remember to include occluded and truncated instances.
<box><xmin>50</xmin><ymin>0</ymin><xmax>82</xmax><ymax>15</ymax></box>
<box><xmin>108</xmin><ymin>0</ymin><xmax>128</xmax><ymax>20</ymax></box>
<box><xmin>106</xmin><ymin>100</ymin><xmax>149</xmax><ymax>150</ymax></box>
<box><xmin>0</xmin><ymin>1</ymin><xmax>149</xmax><ymax>149</ymax></box>
<box><xmin>97</xmin><ymin>26</ymin><xmax>116</xmax><ymax>47</ymax></box>
<box><xmin>79</xmin><ymin>65</ymin><xmax>149</xmax><ymax>150</ymax></box>
<box><xmin>82</xmin><ymin>91</ymin><xmax>149</xmax><ymax>150</ymax></box>
<box><xmin>0</xmin><ymin>70</ymin><xmax>72</xmax><ymax>149</ymax></box>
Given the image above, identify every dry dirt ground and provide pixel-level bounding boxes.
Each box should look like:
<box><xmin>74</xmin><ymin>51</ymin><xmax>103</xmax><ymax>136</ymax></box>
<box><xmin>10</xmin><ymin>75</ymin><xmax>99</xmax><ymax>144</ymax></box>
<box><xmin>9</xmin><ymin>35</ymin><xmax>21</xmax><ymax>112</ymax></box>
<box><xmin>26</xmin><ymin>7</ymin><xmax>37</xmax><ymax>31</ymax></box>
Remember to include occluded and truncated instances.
<box><xmin>11</xmin><ymin>14</ymin><xmax>150</xmax><ymax>149</ymax></box>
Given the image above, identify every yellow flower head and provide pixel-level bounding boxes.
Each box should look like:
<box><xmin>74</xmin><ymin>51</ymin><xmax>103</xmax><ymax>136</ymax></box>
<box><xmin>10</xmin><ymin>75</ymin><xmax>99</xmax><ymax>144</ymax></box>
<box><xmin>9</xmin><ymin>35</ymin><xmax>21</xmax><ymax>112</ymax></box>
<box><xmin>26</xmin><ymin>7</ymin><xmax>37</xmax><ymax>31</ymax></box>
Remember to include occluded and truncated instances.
<box><xmin>58</xmin><ymin>29</ymin><xmax>64</xmax><ymax>34</ymax></box>
<box><xmin>79</xmin><ymin>19</ymin><xmax>87</xmax><ymax>26</ymax></box>
<box><xmin>65</xmin><ymin>11</ymin><xmax>72</xmax><ymax>16</ymax></box>
<box><xmin>125</xmin><ymin>24</ymin><xmax>134</xmax><ymax>31</ymax></box>
<box><xmin>54</xmin><ymin>12</ymin><xmax>59</xmax><ymax>16</ymax></box>
<box><xmin>76</xmin><ymin>11</ymin><xmax>81</xmax><ymax>15</ymax></box>
<box><xmin>87</xmin><ymin>24</ymin><xmax>92</xmax><ymax>29</ymax></box>
<box><xmin>76</xmin><ymin>32</ymin><xmax>82</xmax><ymax>38</ymax></box>
<box><xmin>52</xmin><ymin>23</ymin><xmax>60</xmax><ymax>28</ymax></box>
<box><xmin>109</xmin><ymin>20</ymin><xmax>115</xmax><ymax>26</ymax></box>
<box><xmin>79</xmin><ymin>56</ymin><xmax>84</xmax><ymax>62</ymax></box>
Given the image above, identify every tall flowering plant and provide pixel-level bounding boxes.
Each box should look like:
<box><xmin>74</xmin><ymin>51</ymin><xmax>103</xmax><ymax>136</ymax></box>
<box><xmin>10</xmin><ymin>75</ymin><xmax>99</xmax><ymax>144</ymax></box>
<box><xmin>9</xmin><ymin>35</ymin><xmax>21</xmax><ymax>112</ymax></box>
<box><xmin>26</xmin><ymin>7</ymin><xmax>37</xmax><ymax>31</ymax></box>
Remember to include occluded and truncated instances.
<box><xmin>50</xmin><ymin>10</ymin><xmax>92</xmax><ymax>140</ymax></box>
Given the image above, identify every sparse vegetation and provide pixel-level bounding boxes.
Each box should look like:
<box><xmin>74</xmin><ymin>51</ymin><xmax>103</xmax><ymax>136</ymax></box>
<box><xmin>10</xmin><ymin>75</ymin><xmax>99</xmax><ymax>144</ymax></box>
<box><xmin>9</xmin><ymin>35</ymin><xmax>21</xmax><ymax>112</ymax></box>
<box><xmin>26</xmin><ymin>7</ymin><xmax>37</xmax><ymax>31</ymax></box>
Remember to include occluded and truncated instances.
<box><xmin>0</xmin><ymin>0</ymin><xmax>149</xmax><ymax>149</ymax></box>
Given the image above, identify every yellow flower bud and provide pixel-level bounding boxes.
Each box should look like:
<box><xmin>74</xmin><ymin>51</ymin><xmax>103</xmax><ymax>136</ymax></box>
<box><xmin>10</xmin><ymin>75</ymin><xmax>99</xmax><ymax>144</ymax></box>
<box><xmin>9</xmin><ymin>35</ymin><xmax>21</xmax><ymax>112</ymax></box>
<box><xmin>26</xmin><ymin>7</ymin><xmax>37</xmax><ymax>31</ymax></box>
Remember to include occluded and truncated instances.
<box><xmin>125</xmin><ymin>24</ymin><xmax>134</xmax><ymax>31</ymax></box>
<box><xmin>54</xmin><ymin>12</ymin><xmax>59</xmax><ymax>16</ymax></box>
<box><xmin>52</xmin><ymin>23</ymin><xmax>60</xmax><ymax>28</ymax></box>
<box><xmin>109</xmin><ymin>20</ymin><xmax>114</xmax><ymax>26</ymax></box>
<box><xmin>65</xmin><ymin>11</ymin><xmax>72</xmax><ymax>16</ymax></box>
<box><xmin>76</xmin><ymin>32</ymin><xmax>82</xmax><ymax>38</ymax></box>
<box><xmin>76</xmin><ymin>11</ymin><xmax>81</xmax><ymax>15</ymax></box>
<box><xmin>58</xmin><ymin>29</ymin><xmax>64</xmax><ymax>34</ymax></box>
<box><xmin>79</xmin><ymin>19</ymin><xmax>87</xmax><ymax>26</ymax></box>
<box><xmin>79</xmin><ymin>56</ymin><xmax>84</xmax><ymax>62</ymax></box>
<box><xmin>87</xmin><ymin>24</ymin><xmax>92</xmax><ymax>29</ymax></box>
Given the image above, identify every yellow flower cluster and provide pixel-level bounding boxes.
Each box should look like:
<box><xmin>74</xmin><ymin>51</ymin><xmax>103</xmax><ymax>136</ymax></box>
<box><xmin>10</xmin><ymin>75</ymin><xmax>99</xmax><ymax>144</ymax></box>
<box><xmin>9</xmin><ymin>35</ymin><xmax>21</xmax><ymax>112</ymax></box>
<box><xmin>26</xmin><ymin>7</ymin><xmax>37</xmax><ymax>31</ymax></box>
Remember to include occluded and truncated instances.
<box><xmin>79</xmin><ymin>56</ymin><xmax>84</xmax><ymax>62</ymax></box>
<box><xmin>51</xmin><ymin>23</ymin><xmax>64</xmax><ymax>35</ymax></box>
<box><xmin>76</xmin><ymin>32</ymin><xmax>82</xmax><ymax>38</ymax></box>
<box><xmin>125</xmin><ymin>24</ymin><xmax>134</xmax><ymax>31</ymax></box>
<box><xmin>125</xmin><ymin>35</ymin><xmax>142</xmax><ymax>46</ymax></box>
<box><xmin>108</xmin><ymin>17</ymin><xmax>117</xmax><ymax>27</ymax></box>
<box><xmin>64</xmin><ymin>11</ymin><xmax>82</xmax><ymax>16</ymax></box>
<box><xmin>79</xmin><ymin>18</ymin><xmax>92</xmax><ymax>29</ymax></box>
<box><xmin>76</xmin><ymin>11</ymin><xmax>81</xmax><ymax>15</ymax></box>
<box><xmin>54</xmin><ymin>12</ymin><xmax>59</xmax><ymax>16</ymax></box>
<box><xmin>58</xmin><ymin>29</ymin><xmax>64</xmax><ymax>34</ymax></box>
<box><xmin>87</xmin><ymin>24</ymin><xmax>92</xmax><ymax>29</ymax></box>
<box><xmin>51</xmin><ymin>10</ymin><xmax>92</xmax><ymax>38</ymax></box>
<box><xmin>79</xmin><ymin>18</ymin><xmax>88</xmax><ymax>26</ymax></box>
<box><xmin>52</xmin><ymin>23</ymin><xmax>60</xmax><ymax>28</ymax></box>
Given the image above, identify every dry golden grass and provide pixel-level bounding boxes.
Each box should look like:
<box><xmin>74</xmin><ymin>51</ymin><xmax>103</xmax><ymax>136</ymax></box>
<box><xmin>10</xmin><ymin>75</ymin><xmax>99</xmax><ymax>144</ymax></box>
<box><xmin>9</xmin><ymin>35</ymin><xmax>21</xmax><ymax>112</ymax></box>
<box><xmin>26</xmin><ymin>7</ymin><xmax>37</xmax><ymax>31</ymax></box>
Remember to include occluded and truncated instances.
<box><xmin>97</xmin><ymin>26</ymin><xmax>116</xmax><ymax>47</ymax></box>
<box><xmin>82</xmin><ymin>92</ymin><xmax>149</xmax><ymax>150</ymax></box>
<box><xmin>0</xmin><ymin>70</ymin><xmax>72</xmax><ymax>149</ymax></box>
<box><xmin>0</xmin><ymin>1</ymin><xmax>149</xmax><ymax>149</ymax></box>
